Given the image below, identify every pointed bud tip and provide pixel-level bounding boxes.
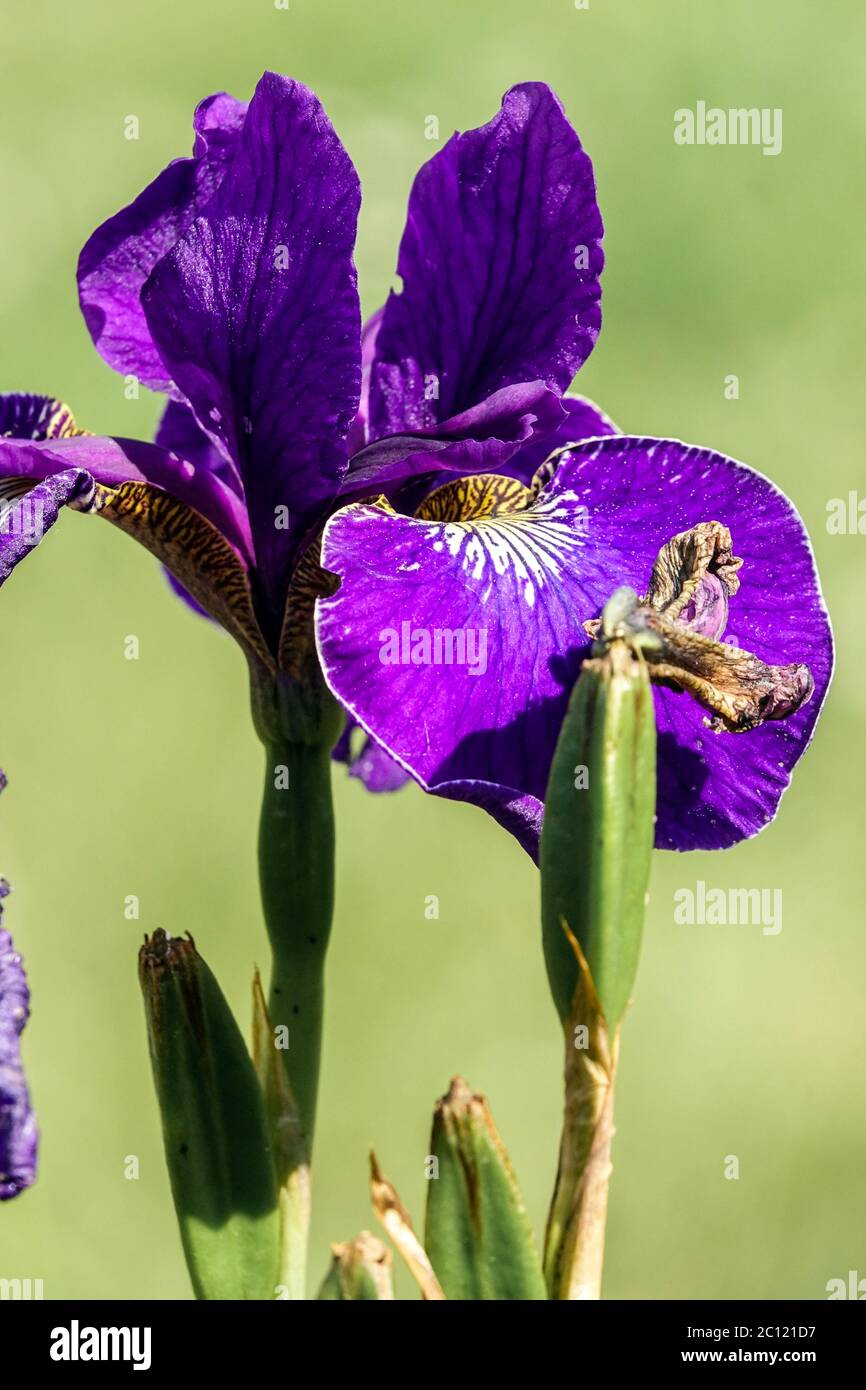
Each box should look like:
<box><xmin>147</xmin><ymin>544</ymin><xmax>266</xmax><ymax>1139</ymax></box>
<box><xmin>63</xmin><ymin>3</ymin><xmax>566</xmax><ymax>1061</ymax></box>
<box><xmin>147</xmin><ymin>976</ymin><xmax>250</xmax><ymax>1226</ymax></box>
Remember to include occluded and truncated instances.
<box><xmin>322</xmin><ymin>1232</ymin><xmax>395</xmax><ymax>1300</ymax></box>
<box><xmin>138</xmin><ymin>929</ymin><xmax>199</xmax><ymax>982</ymax></box>
<box><xmin>436</xmin><ymin>1075</ymin><xmax>491</xmax><ymax>1127</ymax></box>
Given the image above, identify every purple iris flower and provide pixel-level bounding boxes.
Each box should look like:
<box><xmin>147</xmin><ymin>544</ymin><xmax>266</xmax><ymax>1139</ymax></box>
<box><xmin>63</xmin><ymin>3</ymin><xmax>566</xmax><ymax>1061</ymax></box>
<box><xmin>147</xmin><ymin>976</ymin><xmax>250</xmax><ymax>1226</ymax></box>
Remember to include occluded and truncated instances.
<box><xmin>0</xmin><ymin>72</ymin><xmax>831</xmax><ymax>858</ymax></box>
<box><xmin>0</xmin><ymin>776</ymin><xmax>38</xmax><ymax>1200</ymax></box>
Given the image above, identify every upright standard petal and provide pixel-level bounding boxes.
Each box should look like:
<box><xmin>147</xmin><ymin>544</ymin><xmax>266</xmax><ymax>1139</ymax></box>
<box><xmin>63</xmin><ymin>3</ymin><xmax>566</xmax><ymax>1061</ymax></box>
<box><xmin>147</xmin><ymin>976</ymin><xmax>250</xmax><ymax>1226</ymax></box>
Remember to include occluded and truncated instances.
<box><xmin>342</xmin><ymin>384</ymin><xmax>566</xmax><ymax>504</ymax></box>
<box><xmin>368</xmin><ymin>83</ymin><xmax>603</xmax><ymax>439</ymax></box>
<box><xmin>142</xmin><ymin>71</ymin><xmax>362</xmax><ymax>614</ymax></box>
<box><xmin>502</xmin><ymin>393</ymin><xmax>619</xmax><ymax>485</ymax></box>
<box><xmin>77</xmin><ymin>92</ymin><xmax>246</xmax><ymax>393</ymax></box>
<box><xmin>316</xmin><ymin>438</ymin><xmax>831</xmax><ymax>855</ymax></box>
<box><xmin>347</xmin><ymin>307</ymin><xmax>385</xmax><ymax>455</ymax></box>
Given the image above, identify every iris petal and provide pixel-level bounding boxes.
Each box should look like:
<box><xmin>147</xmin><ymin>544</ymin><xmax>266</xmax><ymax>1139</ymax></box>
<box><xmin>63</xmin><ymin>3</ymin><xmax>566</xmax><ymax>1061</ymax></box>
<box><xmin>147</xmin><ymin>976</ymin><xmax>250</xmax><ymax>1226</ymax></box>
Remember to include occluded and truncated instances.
<box><xmin>0</xmin><ymin>393</ymin><xmax>86</xmax><ymax>442</ymax></box>
<box><xmin>0</xmin><ymin>773</ymin><xmax>38</xmax><ymax>1201</ymax></box>
<box><xmin>0</xmin><ymin>424</ymin><xmax>254</xmax><ymax>559</ymax></box>
<box><xmin>0</xmin><ymin>426</ymin><xmax>272</xmax><ymax>671</ymax></box>
<box><xmin>154</xmin><ymin>400</ymin><xmax>244</xmax><ymax>623</ymax></box>
<box><xmin>97</xmin><ymin>480</ymin><xmax>273</xmax><ymax>671</ymax></box>
<box><xmin>142</xmin><ymin>71</ymin><xmax>362</xmax><ymax>616</ymax></box>
<box><xmin>503</xmin><ymin>393</ymin><xmax>619</xmax><ymax>486</ymax></box>
<box><xmin>368</xmin><ymin>83</ymin><xmax>603</xmax><ymax>439</ymax></box>
<box><xmin>0</xmin><ymin>914</ymin><xmax>38</xmax><ymax>1200</ymax></box>
<box><xmin>77</xmin><ymin>92</ymin><xmax>246</xmax><ymax>393</ymax></box>
<box><xmin>316</xmin><ymin>437</ymin><xmax>832</xmax><ymax>855</ymax></box>
<box><xmin>155</xmin><ymin>399</ymin><xmax>241</xmax><ymax>495</ymax></box>
<box><xmin>342</xmin><ymin>384</ymin><xmax>563</xmax><ymax>504</ymax></box>
<box><xmin>0</xmin><ymin>467</ymin><xmax>94</xmax><ymax>583</ymax></box>
<box><xmin>332</xmin><ymin>719</ymin><xmax>411</xmax><ymax>792</ymax></box>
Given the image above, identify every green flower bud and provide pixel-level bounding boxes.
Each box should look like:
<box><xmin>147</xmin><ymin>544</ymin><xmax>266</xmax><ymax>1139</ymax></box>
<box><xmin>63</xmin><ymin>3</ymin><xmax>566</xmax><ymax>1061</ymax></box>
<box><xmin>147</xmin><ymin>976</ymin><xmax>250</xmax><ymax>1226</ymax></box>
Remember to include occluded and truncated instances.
<box><xmin>424</xmin><ymin>1077</ymin><xmax>547</xmax><ymax>1301</ymax></box>
<box><xmin>316</xmin><ymin>1233</ymin><xmax>394</xmax><ymax>1300</ymax></box>
<box><xmin>541</xmin><ymin>612</ymin><xmax>657</xmax><ymax>1030</ymax></box>
<box><xmin>139</xmin><ymin>930</ymin><xmax>280</xmax><ymax>1300</ymax></box>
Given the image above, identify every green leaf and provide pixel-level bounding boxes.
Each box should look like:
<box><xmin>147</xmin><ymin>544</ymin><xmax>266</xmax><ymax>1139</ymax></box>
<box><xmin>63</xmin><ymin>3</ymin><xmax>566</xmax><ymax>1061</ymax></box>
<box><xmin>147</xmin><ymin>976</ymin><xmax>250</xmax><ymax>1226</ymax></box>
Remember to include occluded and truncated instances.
<box><xmin>540</xmin><ymin>629</ymin><xmax>656</xmax><ymax>1030</ymax></box>
<box><xmin>139</xmin><ymin>931</ymin><xmax>280</xmax><ymax>1301</ymax></box>
<box><xmin>316</xmin><ymin>1233</ymin><xmax>394</xmax><ymax>1300</ymax></box>
<box><xmin>424</xmin><ymin>1077</ymin><xmax>547</xmax><ymax>1301</ymax></box>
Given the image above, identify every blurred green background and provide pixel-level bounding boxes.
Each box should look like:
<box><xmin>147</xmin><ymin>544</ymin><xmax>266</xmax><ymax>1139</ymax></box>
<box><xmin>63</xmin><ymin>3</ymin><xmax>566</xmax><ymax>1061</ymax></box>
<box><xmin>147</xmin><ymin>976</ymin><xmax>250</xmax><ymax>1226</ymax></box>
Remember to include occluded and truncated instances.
<box><xmin>1</xmin><ymin>0</ymin><xmax>863</xmax><ymax>1300</ymax></box>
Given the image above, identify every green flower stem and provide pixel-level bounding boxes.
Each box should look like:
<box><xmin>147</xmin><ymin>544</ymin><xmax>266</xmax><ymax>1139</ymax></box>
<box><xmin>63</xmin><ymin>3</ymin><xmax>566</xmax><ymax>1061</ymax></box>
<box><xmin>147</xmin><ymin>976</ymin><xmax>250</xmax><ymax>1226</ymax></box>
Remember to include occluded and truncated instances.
<box><xmin>540</xmin><ymin>608</ymin><xmax>657</xmax><ymax>1299</ymax></box>
<box><xmin>542</xmin><ymin>942</ymin><xmax>618</xmax><ymax>1301</ymax></box>
<box><xmin>252</xmin><ymin>972</ymin><xmax>311</xmax><ymax>1301</ymax></box>
<box><xmin>258</xmin><ymin>738</ymin><xmax>335</xmax><ymax>1157</ymax></box>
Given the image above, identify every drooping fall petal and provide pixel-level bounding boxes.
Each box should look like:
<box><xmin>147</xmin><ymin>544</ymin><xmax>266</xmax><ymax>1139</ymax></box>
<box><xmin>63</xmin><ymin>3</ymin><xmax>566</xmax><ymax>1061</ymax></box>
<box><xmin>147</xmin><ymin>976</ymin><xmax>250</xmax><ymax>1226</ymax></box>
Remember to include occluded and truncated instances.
<box><xmin>316</xmin><ymin>437</ymin><xmax>832</xmax><ymax>854</ymax></box>
<box><xmin>0</xmin><ymin>426</ymin><xmax>271</xmax><ymax>671</ymax></box>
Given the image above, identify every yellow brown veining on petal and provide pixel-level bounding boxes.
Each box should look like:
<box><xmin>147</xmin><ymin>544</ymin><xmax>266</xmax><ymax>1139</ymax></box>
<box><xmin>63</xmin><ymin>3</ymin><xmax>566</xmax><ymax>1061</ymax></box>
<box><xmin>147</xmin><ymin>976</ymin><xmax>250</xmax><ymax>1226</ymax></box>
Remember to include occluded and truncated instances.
<box><xmin>278</xmin><ymin>536</ymin><xmax>339</xmax><ymax>679</ymax></box>
<box><xmin>415</xmin><ymin>482</ymin><xmax>587</xmax><ymax>610</ymax></box>
<box><xmin>0</xmin><ymin>395</ymin><xmax>89</xmax><ymax>442</ymax></box>
<box><xmin>94</xmin><ymin>480</ymin><xmax>274</xmax><ymax>672</ymax></box>
<box><xmin>43</xmin><ymin>401</ymin><xmax>88</xmax><ymax>440</ymax></box>
<box><xmin>0</xmin><ymin>397</ymin><xmax>273</xmax><ymax>670</ymax></box>
<box><xmin>416</xmin><ymin>473</ymin><xmax>533</xmax><ymax>522</ymax></box>
<box><xmin>277</xmin><ymin>495</ymin><xmax>395</xmax><ymax>681</ymax></box>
